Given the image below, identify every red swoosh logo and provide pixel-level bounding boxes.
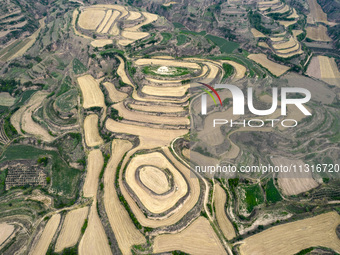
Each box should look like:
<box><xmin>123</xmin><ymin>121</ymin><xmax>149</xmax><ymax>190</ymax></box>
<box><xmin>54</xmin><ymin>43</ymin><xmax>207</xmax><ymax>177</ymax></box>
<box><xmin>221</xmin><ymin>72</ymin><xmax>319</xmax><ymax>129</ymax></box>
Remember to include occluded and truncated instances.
<box><xmin>198</xmin><ymin>82</ymin><xmax>223</xmax><ymax>106</ymax></box>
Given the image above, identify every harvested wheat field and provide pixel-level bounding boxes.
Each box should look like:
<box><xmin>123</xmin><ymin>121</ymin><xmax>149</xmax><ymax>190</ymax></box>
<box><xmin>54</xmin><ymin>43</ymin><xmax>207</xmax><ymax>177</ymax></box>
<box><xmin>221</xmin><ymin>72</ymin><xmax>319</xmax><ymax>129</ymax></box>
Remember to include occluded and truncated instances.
<box><xmin>0</xmin><ymin>223</ymin><xmax>14</xmax><ymax>246</ymax></box>
<box><xmin>307</xmin><ymin>0</ymin><xmax>328</xmax><ymax>24</ymax></box>
<box><xmin>142</xmin><ymin>84</ymin><xmax>190</xmax><ymax>97</ymax></box>
<box><xmin>90</xmin><ymin>39</ymin><xmax>113</xmax><ymax>48</ymax></box>
<box><xmin>77</xmin><ymin>74</ymin><xmax>105</xmax><ymax>109</ymax></box>
<box><xmin>129</xmin><ymin>103</ymin><xmax>184</xmax><ymax>113</ymax></box>
<box><xmin>126</xmin><ymin>12</ymin><xmax>158</xmax><ymax>32</ymax></box>
<box><xmin>272</xmin><ymin>157</ymin><xmax>319</xmax><ymax>196</ymax></box>
<box><xmin>84</xmin><ymin>114</ymin><xmax>103</xmax><ymax>147</ymax></box>
<box><xmin>251</xmin><ymin>28</ymin><xmax>265</xmax><ymax>38</ymax></box>
<box><xmin>79</xmin><ymin>201</ymin><xmax>112</xmax><ymax>255</ymax></box>
<box><xmin>126</xmin><ymin>11</ymin><xmax>142</xmax><ymax>20</ymax></box>
<box><xmin>248</xmin><ymin>54</ymin><xmax>290</xmax><ymax>76</ymax></box>
<box><xmin>239</xmin><ymin>211</ymin><xmax>340</xmax><ymax>255</ymax></box>
<box><xmin>104</xmin><ymin>140</ymin><xmax>145</xmax><ymax>255</ymax></box>
<box><xmin>119</xmin><ymin>147</ymin><xmax>200</xmax><ymax>228</ymax></box>
<box><xmin>103</xmin><ymin>82</ymin><xmax>127</xmax><ymax>102</ymax></box>
<box><xmin>101</xmin><ymin>10</ymin><xmax>120</xmax><ymax>34</ymax></box>
<box><xmin>272</xmin><ymin>36</ymin><xmax>296</xmax><ymax>50</ymax></box>
<box><xmin>112</xmin><ymin>102</ymin><xmax>189</xmax><ymax>125</ymax></box>
<box><xmin>135</xmin><ymin>58</ymin><xmax>200</xmax><ymax>69</ymax></box>
<box><xmin>258</xmin><ymin>42</ymin><xmax>270</xmax><ymax>49</ymax></box>
<box><xmin>279</xmin><ymin>20</ymin><xmax>297</xmax><ymax>28</ymax></box>
<box><xmin>318</xmin><ymin>56</ymin><xmax>340</xmax><ymax>87</ymax></box>
<box><xmin>121</xmin><ymin>31</ymin><xmax>149</xmax><ymax>41</ymax></box>
<box><xmin>96</xmin><ymin>10</ymin><xmax>112</xmax><ymax>33</ymax></box>
<box><xmin>54</xmin><ymin>207</ymin><xmax>89</xmax><ymax>252</ymax></box>
<box><xmin>78</xmin><ymin>9</ymin><xmax>106</xmax><ymax>30</ymax></box>
<box><xmin>0</xmin><ymin>93</ymin><xmax>16</xmax><ymax>106</ymax></box>
<box><xmin>125</xmin><ymin>152</ymin><xmax>188</xmax><ymax>213</ymax></box>
<box><xmin>83</xmin><ymin>149</ymin><xmax>104</xmax><ymax>197</ymax></box>
<box><xmin>139</xmin><ymin>166</ymin><xmax>170</xmax><ymax>194</ymax></box>
<box><xmin>215</xmin><ymin>184</ymin><xmax>236</xmax><ymax>240</ymax></box>
<box><xmin>105</xmin><ymin>118</ymin><xmax>187</xmax><ymax>149</ymax></box>
<box><xmin>116</xmin><ymin>56</ymin><xmax>134</xmax><ymax>87</ymax></box>
<box><xmin>153</xmin><ymin>216</ymin><xmax>226</xmax><ymax>255</ymax></box>
<box><xmin>306</xmin><ymin>25</ymin><xmax>332</xmax><ymax>41</ymax></box>
<box><xmin>118</xmin><ymin>39</ymin><xmax>134</xmax><ymax>46</ymax></box>
<box><xmin>29</xmin><ymin>214</ymin><xmax>60</xmax><ymax>255</ymax></box>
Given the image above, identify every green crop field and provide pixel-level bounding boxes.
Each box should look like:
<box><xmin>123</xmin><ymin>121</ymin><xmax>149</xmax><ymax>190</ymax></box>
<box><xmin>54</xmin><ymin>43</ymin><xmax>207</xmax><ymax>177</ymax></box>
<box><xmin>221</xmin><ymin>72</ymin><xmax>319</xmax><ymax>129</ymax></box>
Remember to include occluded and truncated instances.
<box><xmin>205</xmin><ymin>34</ymin><xmax>239</xmax><ymax>53</ymax></box>
<box><xmin>161</xmin><ymin>32</ymin><xmax>172</xmax><ymax>44</ymax></box>
<box><xmin>265</xmin><ymin>179</ymin><xmax>282</xmax><ymax>203</ymax></box>
<box><xmin>242</xmin><ymin>184</ymin><xmax>264</xmax><ymax>213</ymax></box>
<box><xmin>55</xmin><ymin>89</ymin><xmax>77</xmax><ymax>112</ymax></box>
<box><xmin>72</xmin><ymin>58</ymin><xmax>87</xmax><ymax>74</ymax></box>
<box><xmin>177</xmin><ymin>34</ymin><xmax>189</xmax><ymax>46</ymax></box>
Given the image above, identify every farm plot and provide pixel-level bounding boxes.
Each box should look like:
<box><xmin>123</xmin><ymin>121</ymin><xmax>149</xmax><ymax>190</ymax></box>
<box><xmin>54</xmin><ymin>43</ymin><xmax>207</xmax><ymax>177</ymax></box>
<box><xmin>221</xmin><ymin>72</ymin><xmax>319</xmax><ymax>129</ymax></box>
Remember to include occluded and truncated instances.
<box><xmin>119</xmin><ymin>147</ymin><xmax>200</xmax><ymax>228</ymax></box>
<box><xmin>54</xmin><ymin>207</ymin><xmax>89</xmax><ymax>252</ymax></box>
<box><xmin>83</xmin><ymin>149</ymin><xmax>104</xmax><ymax>197</ymax></box>
<box><xmin>125</xmin><ymin>12</ymin><xmax>158</xmax><ymax>32</ymax></box>
<box><xmin>129</xmin><ymin>103</ymin><xmax>184</xmax><ymax>114</ymax></box>
<box><xmin>307</xmin><ymin>0</ymin><xmax>328</xmax><ymax>24</ymax></box>
<box><xmin>251</xmin><ymin>28</ymin><xmax>265</xmax><ymax>38</ymax></box>
<box><xmin>220</xmin><ymin>60</ymin><xmax>246</xmax><ymax>81</ymax></box>
<box><xmin>272</xmin><ymin>36</ymin><xmax>297</xmax><ymax>50</ymax></box>
<box><xmin>121</xmin><ymin>31</ymin><xmax>149</xmax><ymax>41</ymax></box>
<box><xmin>125</xmin><ymin>152</ymin><xmax>188</xmax><ymax>214</ymax></box>
<box><xmin>126</xmin><ymin>11</ymin><xmax>141</xmax><ymax>20</ymax></box>
<box><xmin>318</xmin><ymin>56</ymin><xmax>340</xmax><ymax>87</ymax></box>
<box><xmin>96</xmin><ymin>10</ymin><xmax>112</xmax><ymax>33</ymax></box>
<box><xmin>104</xmin><ymin>140</ymin><xmax>145</xmax><ymax>255</ymax></box>
<box><xmin>78</xmin><ymin>9</ymin><xmax>106</xmax><ymax>30</ymax></box>
<box><xmin>248</xmin><ymin>54</ymin><xmax>290</xmax><ymax>76</ymax></box>
<box><xmin>0</xmin><ymin>92</ymin><xmax>15</xmax><ymax>106</ymax></box>
<box><xmin>141</xmin><ymin>84</ymin><xmax>190</xmax><ymax>97</ymax></box>
<box><xmin>79</xmin><ymin>201</ymin><xmax>112</xmax><ymax>255</ymax></box>
<box><xmin>272</xmin><ymin>157</ymin><xmax>319</xmax><ymax>196</ymax></box>
<box><xmin>215</xmin><ymin>184</ymin><xmax>236</xmax><ymax>240</ymax></box>
<box><xmin>112</xmin><ymin>103</ymin><xmax>189</xmax><ymax>126</ymax></box>
<box><xmin>103</xmin><ymin>82</ymin><xmax>127</xmax><ymax>102</ymax></box>
<box><xmin>90</xmin><ymin>39</ymin><xmax>113</xmax><ymax>48</ymax></box>
<box><xmin>29</xmin><ymin>214</ymin><xmax>60</xmax><ymax>255</ymax></box>
<box><xmin>0</xmin><ymin>223</ymin><xmax>14</xmax><ymax>246</ymax></box>
<box><xmin>153</xmin><ymin>216</ymin><xmax>226</xmax><ymax>255</ymax></box>
<box><xmin>135</xmin><ymin>58</ymin><xmax>200</xmax><ymax>69</ymax></box>
<box><xmin>306</xmin><ymin>25</ymin><xmax>332</xmax><ymax>41</ymax></box>
<box><xmin>239</xmin><ymin>212</ymin><xmax>340</xmax><ymax>255</ymax></box>
<box><xmin>77</xmin><ymin>75</ymin><xmax>105</xmax><ymax>109</ymax></box>
<box><xmin>139</xmin><ymin>166</ymin><xmax>170</xmax><ymax>194</ymax></box>
<box><xmin>101</xmin><ymin>10</ymin><xmax>120</xmax><ymax>34</ymax></box>
<box><xmin>84</xmin><ymin>114</ymin><xmax>103</xmax><ymax>147</ymax></box>
<box><xmin>105</xmin><ymin>118</ymin><xmax>187</xmax><ymax>149</ymax></box>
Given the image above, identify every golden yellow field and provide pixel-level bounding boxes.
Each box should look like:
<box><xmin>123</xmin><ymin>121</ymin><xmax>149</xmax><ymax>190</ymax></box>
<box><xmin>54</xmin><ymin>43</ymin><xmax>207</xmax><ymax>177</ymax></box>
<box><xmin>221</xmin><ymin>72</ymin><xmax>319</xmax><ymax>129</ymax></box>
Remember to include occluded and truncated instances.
<box><xmin>215</xmin><ymin>184</ymin><xmax>236</xmax><ymax>240</ymax></box>
<box><xmin>139</xmin><ymin>166</ymin><xmax>170</xmax><ymax>194</ymax></box>
<box><xmin>77</xmin><ymin>74</ymin><xmax>105</xmax><ymax>109</ymax></box>
<box><xmin>105</xmin><ymin>118</ymin><xmax>187</xmax><ymax>149</ymax></box>
<box><xmin>103</xmin><ymin>82</ymin><xmax>127</xmax><ymax>102</ymax></box>
<box><xmin>54</xmin><ymin>207</ymin><xmax>89</xmax><ymax>252</ymax></box>
<box><xmin>96</xmin><ymin>10</ymin><xmax>112</xmax><ymax>33</ymax></box>
<box><xmin>278</xmin><ymin>20</ymin><xmax>297</xmax><ymax>28</ymax></box>
<box><xmin>248</xmin><ymin>53</ymin><xmax>290</xmax><ymax>76</ymax></box>
<box><xmin>0</xmin><ymin>92</ymin><xmax>15</xmax><ymax>106</ymax></box>
<box><xmin>251</xmin><ymin>28</ymin><xmax>265</xmax><ymax>38</ymax></box>
<box><xmin>83</xmin><ymin>149</ymin><xmax>104</xmax><ymax>197</ymax></box>
<box><xmin>103</xmin><ymin>140</ymin><xmax>146</xmax><ymax>255</ymax></box>
<box><xmin>0</xmin><ymin>223</ymin><xmax>14</xmax><ymax>246</ymax></box>
<box><xmin>78</xmin><ymin>9</ymin><xmax>106</xmax><ymax>30</ymax></box>
<box><xmin>153</xmin><ymin>217</ymin><xmax>227</xmax><ymax>255</ymax></box>
<box><xmin>306</xmin><ymin>25</ymin><xmax>332</xmax><ymax>41</ymax></box>
<box><xmin>29</xmin><ymin>214</ymin><xmax>61</xmax><ymax>255</ymax></box>
<box><xmin>118</xmin><ymin>147</ymin><xmax>200</xmax><ymax>228</ymax></box>
<box><xmin>84</xmin><ymin>114</ymin><xmax>103</xmax><ymax>147</ymax></box>
<box><xmin>126</xmin><ymin>11</ymin><xmax>142</xmax><ymax>20</ymax></box>
<box><xmin>126</xmin><ymin>12</ymin><xmax>158</xmax><ymax>32</ymax></box>
<box><xmin>121</xmin><ymin>30</ymin><xmax>149</xmax><ymax>41</ymax></box>
<box><xmin>141</xmin><ymin>84</ymin><xmax>190</xmax><ymax>97</ymax></box>
<box><xmin>125</xmin><ymin>152</ymin><xmax>188</xmax><ymax>213</ymax></box>
<box><xmin>129</xmin><ymin>103</ymin><xmax>184</xmax><ymax>113</ymax></box>
<box><xmin>112</xmin><ymin>103</ymin><xmax>189</xmax><ymax>126</ymax></box>
<box><xmin>272</xmin><ymin>36</ymin><xmax>296</xmax><ymax>50</ymax></box>
<box><xmin>101</xmin><ymin>10</ymin><xmax>120</xmax><ymax>34</ymax></box>
<box><xmin>79</xmin><ymin>201</ymin><xmax>112</xmax><ymax>255</ymax></box>
<box><xmin>258</xmin><ymin>42</ymin><xmax>270</xmax><ymax>49</ymax></box>
<box><xmin>90</xmin><ymin>39</ymin><xmax>113</xmax><ymax>48</ymax></box>
<box><xmin>239</xmin><ymin>212</ymin><xmax>340</xmax><ymax>255</ymax></box>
